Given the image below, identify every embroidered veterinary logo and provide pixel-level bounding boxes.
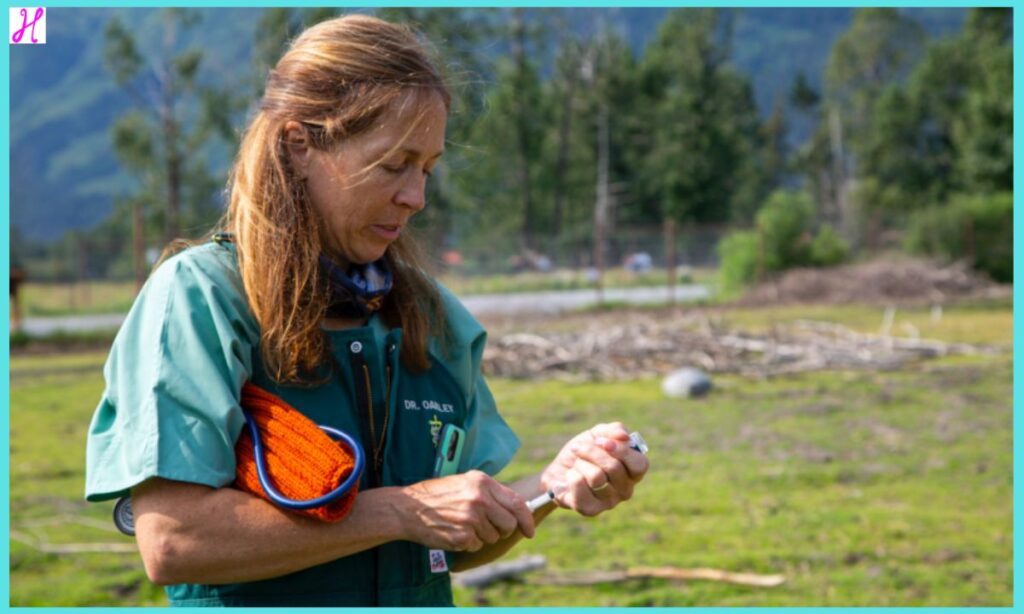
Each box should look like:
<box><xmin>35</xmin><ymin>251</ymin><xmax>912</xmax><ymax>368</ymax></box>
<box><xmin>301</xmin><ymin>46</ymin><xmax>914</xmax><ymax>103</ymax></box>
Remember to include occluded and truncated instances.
<box><xmin>429</xmin><ymin>415</ymin><xmax>443</xmax><ymax>447</ymax></box>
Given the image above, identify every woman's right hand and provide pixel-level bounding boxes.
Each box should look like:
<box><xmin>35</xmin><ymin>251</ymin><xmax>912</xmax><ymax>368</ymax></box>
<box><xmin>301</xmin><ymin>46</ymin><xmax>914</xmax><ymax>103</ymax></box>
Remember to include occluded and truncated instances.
<box><xmin>395</xmin><ymin>470</ymin><xmax>535</xmax><ymax>552</ymax></box>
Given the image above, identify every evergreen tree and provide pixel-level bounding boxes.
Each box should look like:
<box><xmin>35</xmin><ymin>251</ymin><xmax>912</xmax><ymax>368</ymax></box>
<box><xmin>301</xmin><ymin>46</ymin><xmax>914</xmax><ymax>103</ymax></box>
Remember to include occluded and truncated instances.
<box><xmin>547</xmin><ymin>34</ymin><xmax>587</xmax><ymax>240</ymax></box>
<box><xmin>454</xmin><ymin>49</ymin><xmax>549</xmax><ymax>257</ymax></box>
<box><xmin>825</xmin><ymin>8</ymin><xmax>925</xmax><ymax>134</ymax></box>
<box><xmin>104</xmin><ymin>9</ymin><xmax>238</xmax><ymax>251</ymax></box>
<box><xmin>639</xmin><ymin>9</ymin><xmax>769</xmax><ymax>226</ymax></box>
<box><xmin>377</xmin><ymin>8</ymin><xmax>498</xmax><ymax>247</ymax></box>
<box><xmin>952</xmin><ymin>8</ymin><xmax>1012</xmax><ymax>193</ymax></box>
<box><xmin>817</xmin><ymin>8</ymin><xmax>926</xmax><ymax>243</ymax></box>
<box><xmin>853</xmin><ymin>7</ymin><xmax>1011</xmax><ymax>216</ymax></box>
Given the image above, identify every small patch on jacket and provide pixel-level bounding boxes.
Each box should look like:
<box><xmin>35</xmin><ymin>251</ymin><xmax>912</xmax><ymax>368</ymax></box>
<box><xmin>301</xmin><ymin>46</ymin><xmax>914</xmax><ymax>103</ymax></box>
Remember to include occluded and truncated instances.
<box><xmin>429</xmin><ymin>549</ymin><xmax>449</xmax><ymax>573</ymax></box>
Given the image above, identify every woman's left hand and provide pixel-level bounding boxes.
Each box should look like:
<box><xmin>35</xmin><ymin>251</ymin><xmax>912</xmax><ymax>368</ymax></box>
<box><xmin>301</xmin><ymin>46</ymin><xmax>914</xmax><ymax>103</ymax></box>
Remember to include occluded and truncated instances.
<box><xmin>539</xmin><ymin>421</ymin><xmax>649</xmax><ymax>517</ymax></box>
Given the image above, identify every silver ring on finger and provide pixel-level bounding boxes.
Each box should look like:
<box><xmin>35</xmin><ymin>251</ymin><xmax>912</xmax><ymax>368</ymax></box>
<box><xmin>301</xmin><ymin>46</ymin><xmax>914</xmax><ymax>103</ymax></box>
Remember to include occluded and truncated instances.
<box><xmin>593</xmin><ymin>482</ymin><xmax>610</xmax><ymax>493</ymax></box>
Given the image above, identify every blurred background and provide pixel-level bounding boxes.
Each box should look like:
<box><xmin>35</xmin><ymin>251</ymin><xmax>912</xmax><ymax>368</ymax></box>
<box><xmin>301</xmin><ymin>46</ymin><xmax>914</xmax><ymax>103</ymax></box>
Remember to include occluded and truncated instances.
<box><xmin>9</xmin><ymin>7</ymin><xmax>1012</xmax><ymax>607</ymax></box>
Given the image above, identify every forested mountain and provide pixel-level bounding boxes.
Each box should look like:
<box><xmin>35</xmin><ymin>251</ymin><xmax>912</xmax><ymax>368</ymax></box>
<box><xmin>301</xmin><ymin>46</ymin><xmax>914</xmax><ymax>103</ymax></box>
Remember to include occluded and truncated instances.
<box><xmin>10</xmin><ymin>8</ymin><xmax>965</xmax><ymax>243</ymax></box>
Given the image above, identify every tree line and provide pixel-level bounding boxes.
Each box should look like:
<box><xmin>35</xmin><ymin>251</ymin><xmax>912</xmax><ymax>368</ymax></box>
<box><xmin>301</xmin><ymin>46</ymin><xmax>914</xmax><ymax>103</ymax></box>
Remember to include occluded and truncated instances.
<box><xmin>18</xmin><ymin>7</ymin><xmax>1011</xmax><ymax>287</ymax></box>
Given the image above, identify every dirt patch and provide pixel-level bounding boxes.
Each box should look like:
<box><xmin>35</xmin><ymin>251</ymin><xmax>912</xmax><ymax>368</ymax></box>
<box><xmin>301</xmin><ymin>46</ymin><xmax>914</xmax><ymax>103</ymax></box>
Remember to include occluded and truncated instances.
<box><xmin>734</xmin><ymin>258</ymin><xmax>1009</xmax><ymax>307</ymax></box>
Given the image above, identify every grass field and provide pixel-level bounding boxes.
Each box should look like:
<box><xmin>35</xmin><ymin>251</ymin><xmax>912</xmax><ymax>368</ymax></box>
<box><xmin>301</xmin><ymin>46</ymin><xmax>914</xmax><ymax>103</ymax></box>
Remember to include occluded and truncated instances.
<box><xmin>8</xmin><ymin>302</ymin><xmax>1012</xmax><ymax>606</ymax></box>
<box><xmin>18</xmin><ymin>282</ymin><xmax>140</xmax><ymax>317</ymax></box>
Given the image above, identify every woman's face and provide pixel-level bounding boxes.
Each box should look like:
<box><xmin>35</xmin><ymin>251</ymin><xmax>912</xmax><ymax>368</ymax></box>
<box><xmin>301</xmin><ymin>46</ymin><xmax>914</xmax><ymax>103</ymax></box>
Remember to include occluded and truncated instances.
<box><xmin>291</xmin><ymin>92</ymin><xmax>447</xmax><ymax>265</ymax></box>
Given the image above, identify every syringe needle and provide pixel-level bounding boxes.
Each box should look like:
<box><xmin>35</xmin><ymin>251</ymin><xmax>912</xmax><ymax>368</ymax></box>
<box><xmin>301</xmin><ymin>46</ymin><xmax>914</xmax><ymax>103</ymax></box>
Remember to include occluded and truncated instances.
<box><xmin>526</xmin><ymin>491</ymin><xmax>552</xmax><ymax>512</ymax></box>
<box><xmin>526</xmin><ymin>431</ymin><xmax>648</xmax><ymax>513</ymax></box>
<box><xmin>526</xmin><ymin>486</ymin><xmax>564</xmax><ymax>512</ymax></box>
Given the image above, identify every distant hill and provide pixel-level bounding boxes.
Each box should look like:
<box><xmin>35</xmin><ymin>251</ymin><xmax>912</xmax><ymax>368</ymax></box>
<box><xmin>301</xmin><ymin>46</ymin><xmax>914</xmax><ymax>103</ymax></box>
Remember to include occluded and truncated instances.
<box><xmin>10</xmin><ymin>8</ymin><xmax>262</xmax><ymax>243</ymax></box>
<box><xmin>10</xmin><ymin>7</ymin><xmax>964</xmax><ymax>242</ymax></box>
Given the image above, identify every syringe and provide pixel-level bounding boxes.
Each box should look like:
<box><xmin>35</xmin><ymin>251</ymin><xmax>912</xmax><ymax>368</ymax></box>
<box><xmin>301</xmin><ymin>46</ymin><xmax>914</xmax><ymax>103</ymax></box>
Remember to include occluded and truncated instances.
<box><xmin>527</xmin><ymin>431</ymin><xmax>649</xmax><ymax>512</ymax></box>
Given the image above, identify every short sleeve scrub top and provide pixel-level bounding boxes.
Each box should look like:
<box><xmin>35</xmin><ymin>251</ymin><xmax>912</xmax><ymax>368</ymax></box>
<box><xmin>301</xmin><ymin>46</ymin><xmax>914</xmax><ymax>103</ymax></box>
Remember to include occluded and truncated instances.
<box><xmin>85</xmin><ymin>242</ymin><xmax>520</xmax><ymax>606</ymax></box>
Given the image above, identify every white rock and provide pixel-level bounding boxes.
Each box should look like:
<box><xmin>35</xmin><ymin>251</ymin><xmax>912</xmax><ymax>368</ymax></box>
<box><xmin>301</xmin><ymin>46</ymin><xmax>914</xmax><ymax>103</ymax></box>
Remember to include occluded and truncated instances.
<box><xmin>662</xmin><ymin>367</ymin><xmax>712</xmax><ymax>398</ymax></box>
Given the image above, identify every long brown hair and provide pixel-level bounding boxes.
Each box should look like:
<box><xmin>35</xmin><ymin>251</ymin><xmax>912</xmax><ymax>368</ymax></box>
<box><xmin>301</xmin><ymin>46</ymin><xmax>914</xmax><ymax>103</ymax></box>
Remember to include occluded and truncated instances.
<box><xmin>223</xmin><ymin>14</ymin><xmax>450</xmax><ymax>384</ymax></box>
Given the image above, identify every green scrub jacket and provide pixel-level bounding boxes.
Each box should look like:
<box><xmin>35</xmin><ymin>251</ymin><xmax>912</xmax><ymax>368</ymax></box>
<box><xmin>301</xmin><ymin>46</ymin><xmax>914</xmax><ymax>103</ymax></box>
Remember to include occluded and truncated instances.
<box><xmin>85</xmin><ymin>242</ymin><xmax>520</xmax><ymax>606</ymax></box>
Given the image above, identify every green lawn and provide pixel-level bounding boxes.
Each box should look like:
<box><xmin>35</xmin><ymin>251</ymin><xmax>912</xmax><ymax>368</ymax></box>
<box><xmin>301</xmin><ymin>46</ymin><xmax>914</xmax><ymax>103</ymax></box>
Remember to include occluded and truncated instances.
<box><xmin>477</xmin><ymin>358</ymin><xmax>1011</xmax><ymax>606</ymax></box>
<box><xmin>709</xmin><ymin>299</ymin><xmax>1013</xmax><ymax>347</ymax></box>
<box><xmin>19</xmin><ymin>281</ymin><xmax>139</xmax><ymax>317</ymax></box>
<box><xmin>8</xmin><ymin>303</ymin><xmax>1012</xmax><ymax>606</ymax></box>
<box><xmin>9</xmin><ymin>351</ymin><xmax>166</xmax><ymax>606</ymax></box>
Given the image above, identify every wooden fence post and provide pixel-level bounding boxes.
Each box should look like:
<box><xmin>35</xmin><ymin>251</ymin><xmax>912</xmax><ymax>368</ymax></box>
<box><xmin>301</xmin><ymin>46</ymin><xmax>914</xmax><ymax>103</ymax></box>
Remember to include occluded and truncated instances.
<box><xmin>664</xmin><ymin>218</ymin><xmax>676</xmax><ymax>305</ymax></box>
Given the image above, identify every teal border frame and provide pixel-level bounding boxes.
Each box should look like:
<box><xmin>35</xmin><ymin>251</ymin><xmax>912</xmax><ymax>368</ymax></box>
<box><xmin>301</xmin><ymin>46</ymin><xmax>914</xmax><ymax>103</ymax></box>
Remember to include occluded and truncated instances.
<box><xmin>3</xmin><ymin>3</ymin><xmax>1017</xmax><ymax>611</ymax></box>
<box><xmin>1012</xmin><ymin>3</ymin><xmax>1020</xmax><ymax>611</ymax></box>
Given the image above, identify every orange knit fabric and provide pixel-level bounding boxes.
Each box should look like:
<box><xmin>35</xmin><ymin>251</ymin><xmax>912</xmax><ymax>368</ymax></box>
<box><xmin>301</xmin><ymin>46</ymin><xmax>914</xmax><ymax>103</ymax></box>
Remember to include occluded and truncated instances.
<box><xmin>233</xmin><ymin>383</ymin><xmax>360</xmax><ymax>522</ymax></box>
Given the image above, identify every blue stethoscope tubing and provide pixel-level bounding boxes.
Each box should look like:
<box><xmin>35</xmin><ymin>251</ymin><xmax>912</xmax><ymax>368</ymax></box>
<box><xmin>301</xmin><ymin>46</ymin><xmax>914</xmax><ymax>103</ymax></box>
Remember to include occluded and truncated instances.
<box><xmin>112</xmin><ymin>417</ymin><xmax>365</xmax><ymax>536</ymax></box>
<box><xmin>243</xmin><ymin>412</ymin><xmax>365</xmax><ymax>510</ymax></box>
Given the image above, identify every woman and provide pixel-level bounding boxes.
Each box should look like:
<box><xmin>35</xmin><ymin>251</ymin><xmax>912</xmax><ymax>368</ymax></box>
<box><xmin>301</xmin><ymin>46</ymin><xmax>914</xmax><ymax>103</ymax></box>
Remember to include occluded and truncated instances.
<box><xmin>85</xmin><ymin>14</ymin><xmax>648</xmax><ymax>607</ymax></box>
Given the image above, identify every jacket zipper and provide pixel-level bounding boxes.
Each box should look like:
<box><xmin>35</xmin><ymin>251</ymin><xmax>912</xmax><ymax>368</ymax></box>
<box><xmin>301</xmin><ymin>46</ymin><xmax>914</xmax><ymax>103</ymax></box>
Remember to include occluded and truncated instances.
<box><xmin>343</xmin><ymin>339</ymin><xmax>393</xmax><ymax>606</ymax></box>
<box><xmin>361</xmin><ymin>364</ymin><xmax>388</xmax><ymax>485</ymax></box>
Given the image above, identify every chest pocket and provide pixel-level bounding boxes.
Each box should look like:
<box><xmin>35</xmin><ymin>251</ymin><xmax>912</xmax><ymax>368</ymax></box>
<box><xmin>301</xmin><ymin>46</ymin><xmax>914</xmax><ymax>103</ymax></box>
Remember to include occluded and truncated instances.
<box><xmin>385</xmin><ymin>356</ymin><xmax>469</xmax><ymax>487</ymax></box>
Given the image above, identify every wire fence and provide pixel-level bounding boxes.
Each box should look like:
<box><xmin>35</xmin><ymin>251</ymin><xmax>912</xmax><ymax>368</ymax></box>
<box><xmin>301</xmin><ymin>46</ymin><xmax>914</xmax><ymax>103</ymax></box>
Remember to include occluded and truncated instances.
<box><xmin>449</xmin><ymin>224</ymin><xmax>729</xmax><ymax>275</ymax></box>
<box><xmin>11</xmin><ymin>223</ymin><xmax>729</xmax><ymax>319</ymax></box>
<box><xmin>18</xmin><ymin>224</ymin><xmax>729</xmax><ymax>280</ymax></box>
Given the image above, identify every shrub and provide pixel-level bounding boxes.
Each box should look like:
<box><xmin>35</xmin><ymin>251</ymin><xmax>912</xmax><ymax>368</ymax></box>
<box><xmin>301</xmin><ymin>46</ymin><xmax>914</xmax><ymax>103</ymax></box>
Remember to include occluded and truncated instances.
<box><xmin>716</xmin><ymin>230</ymin><xmax>760</xmax><ymax>294</ymax></box>
<box><xmin>905</xmin><ymin>206</ymin><xmax>960</xmax><ymax>260</ymax></box>
<box><xmin>755</xmin><ymin>190</ymin><xmax>815</xmax><ymax>271</ymax></box>
<box><xmin>718</xmin><ymin>190</ymin><xmax>850</xmax><ymax>295</ymax></box>
<box><xmin>905</xmin><ymin>192</ymin><xmax>1012</xmax><ymax>282</ymax></box>
<box><xmin>809</xmin><ymin>224</ymin><xmax>849</xmax><ymax>267</ymax></box>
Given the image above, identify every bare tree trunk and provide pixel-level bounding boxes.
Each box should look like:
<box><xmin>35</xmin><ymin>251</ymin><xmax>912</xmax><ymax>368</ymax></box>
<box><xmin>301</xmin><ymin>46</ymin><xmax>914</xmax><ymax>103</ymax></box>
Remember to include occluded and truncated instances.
<box><xmin>160</xmin><ymin>14</ymin><xmax>181</xmax><ymax>247</ymax></box>
<box><xmin>664</xmin><ymin>218</ymin><xmax>676</xmax><ymax>305</ymax></box>
<box><xmin>165</xmin><ymin>114</ymin><xmax>181</xmax><ymax>246</ymax></box>
<box><xmin>829</xmin><ymin>107</ymin><xmax>850</xmax><ymax>246</ymax></box>
<box><xmin>77</xmin><ymin>234</ymin><xmax>89</xmax><ymax>308</ymax></box>
<box><xmin>511</xmin><ymin>9</ymin><xmax>533</xmax><ymax>250</ymax></box>
<box><xmin>756</xmin><ymin>226</ymin><xmax>765</xmax><ymax>284</ymax></box>
<box><xmin>593</xmin><ymin>99</ymin><xmax>610</xmax><ymax>303</ymax></box>
<box><xmin>133</xmin><ymin>199</ymin><xmax>146</xmax><ymax>292</ymax></box>
<box><xmin>67</xmin><ymin>237</ymin><xmax>76</xmax><ymax>311</ymax></box>
<box><xmin>552</xmin><ymin>43</ymin><xmax>579</xmax><ymax>242</ymax></box>
<box><xmin>963</xmin><ymin>215</ymin><xmax>975</xmax><ymax>265</ymax></box>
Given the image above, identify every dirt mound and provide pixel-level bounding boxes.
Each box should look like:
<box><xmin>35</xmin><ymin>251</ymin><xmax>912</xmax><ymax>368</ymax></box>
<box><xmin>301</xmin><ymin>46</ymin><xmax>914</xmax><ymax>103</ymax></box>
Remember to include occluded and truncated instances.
<box><xmin>735</xmin><ymin>258</ymin><xmax>1008</xmax><ymax>307</ymax></box>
